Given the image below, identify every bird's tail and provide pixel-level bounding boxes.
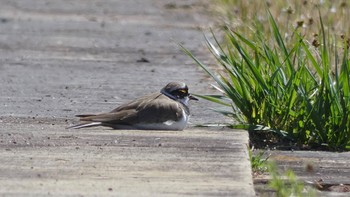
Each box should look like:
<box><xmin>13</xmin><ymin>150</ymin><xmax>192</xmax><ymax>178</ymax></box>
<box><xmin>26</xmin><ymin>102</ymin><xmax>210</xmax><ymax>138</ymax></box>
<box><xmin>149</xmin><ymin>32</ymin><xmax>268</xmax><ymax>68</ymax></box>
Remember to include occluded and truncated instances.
<box><xmin>66</xmin><ymin>122</ymin><xmax>102</xmax><ymax>129</ymax></box>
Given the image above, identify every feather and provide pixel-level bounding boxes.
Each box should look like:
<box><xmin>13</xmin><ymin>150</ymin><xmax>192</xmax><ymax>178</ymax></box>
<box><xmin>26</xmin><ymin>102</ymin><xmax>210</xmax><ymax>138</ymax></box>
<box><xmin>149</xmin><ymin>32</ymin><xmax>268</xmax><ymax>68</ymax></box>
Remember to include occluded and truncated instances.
<box><xmin>66</xmin><ymin>122</ymin><xmax>102</xmax><ymax>129</ymax></box>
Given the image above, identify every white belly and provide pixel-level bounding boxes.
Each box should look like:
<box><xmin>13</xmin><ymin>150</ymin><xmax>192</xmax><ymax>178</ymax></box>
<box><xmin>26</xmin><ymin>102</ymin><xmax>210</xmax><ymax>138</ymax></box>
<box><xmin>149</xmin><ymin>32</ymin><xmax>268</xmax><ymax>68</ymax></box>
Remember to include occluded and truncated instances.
<box><xmin>135</xmin><ymin>109</ymin><xmax>189</xmax><ymax>131</ymax></box>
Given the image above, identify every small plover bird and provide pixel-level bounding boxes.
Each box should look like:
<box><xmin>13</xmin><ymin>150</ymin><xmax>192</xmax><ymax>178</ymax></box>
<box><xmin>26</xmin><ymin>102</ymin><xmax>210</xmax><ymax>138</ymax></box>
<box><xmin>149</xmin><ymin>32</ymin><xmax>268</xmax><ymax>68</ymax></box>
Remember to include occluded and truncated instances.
<box><xmin>68</xmin><ymin>82</ymin><xmax>198</xmax><ymax>130</ymax></box>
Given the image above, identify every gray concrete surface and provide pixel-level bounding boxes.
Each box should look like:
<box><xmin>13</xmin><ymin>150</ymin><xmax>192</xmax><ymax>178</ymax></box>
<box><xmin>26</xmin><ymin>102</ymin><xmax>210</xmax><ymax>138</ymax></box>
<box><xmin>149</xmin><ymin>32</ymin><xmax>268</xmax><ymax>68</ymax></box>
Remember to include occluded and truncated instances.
<box><xmin>253</xmin><ymin>150</ymin><xmax>350</xmax><ymax>197</ymax></box>
<box><xmin>261</xmin><ymin>151</ymin><xmax>350</xmax><ymax>197</ymax></box>
<box><xmin>1</xmin><ymin>119</ymin><xmax>252</xmax><ymax>196</ymax></box>
<box><xmin>0</xmin><ymin>0</ymin><xmax>255</xmax><ymax>196</ymax></box>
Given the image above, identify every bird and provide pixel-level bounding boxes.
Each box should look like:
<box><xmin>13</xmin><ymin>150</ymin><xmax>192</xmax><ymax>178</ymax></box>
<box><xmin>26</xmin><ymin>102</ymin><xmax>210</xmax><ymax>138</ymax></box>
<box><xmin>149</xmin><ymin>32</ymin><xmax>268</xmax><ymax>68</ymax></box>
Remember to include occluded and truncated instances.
<box><xmin>67</xmin><ymin>82</ymin><xmax>198</xmax><ymax>130</ymax></box>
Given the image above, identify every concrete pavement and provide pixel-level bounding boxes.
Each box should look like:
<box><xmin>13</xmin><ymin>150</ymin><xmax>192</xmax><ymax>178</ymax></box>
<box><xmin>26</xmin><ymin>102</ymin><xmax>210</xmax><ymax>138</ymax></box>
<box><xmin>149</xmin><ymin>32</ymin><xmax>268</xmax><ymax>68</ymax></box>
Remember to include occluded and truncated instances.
<box><xmin>0</xmin><ymin>0</ymin><xmax>255</xmax><ymax>196</ymax></box>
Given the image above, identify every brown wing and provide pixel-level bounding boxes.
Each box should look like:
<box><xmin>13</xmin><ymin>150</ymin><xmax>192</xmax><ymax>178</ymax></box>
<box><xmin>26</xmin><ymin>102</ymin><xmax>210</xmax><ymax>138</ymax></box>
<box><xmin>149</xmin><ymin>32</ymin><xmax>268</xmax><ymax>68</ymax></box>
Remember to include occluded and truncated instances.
<box><xmin>78</xmin><ymin>93</ymin><xmax>184</xmax><ymax>125</ymax></box>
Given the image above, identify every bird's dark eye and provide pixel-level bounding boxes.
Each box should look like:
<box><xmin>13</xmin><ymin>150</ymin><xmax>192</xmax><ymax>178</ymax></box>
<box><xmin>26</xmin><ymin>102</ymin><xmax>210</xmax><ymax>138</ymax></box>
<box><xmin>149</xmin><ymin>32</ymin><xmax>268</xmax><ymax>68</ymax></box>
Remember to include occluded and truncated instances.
<box><xmin>178</xmin><ymin>89</ymin><xmax>189</xmax><ymax>97</ymax></box>
<box><xmin>172</xmin><ymin>89</ymin><xmax>188</xmax><ymax>98</ymax></box>
<box><xmin>179</xmin><ymin>89</ymin><xmax>188</xmax><ymax>94</ymax></box>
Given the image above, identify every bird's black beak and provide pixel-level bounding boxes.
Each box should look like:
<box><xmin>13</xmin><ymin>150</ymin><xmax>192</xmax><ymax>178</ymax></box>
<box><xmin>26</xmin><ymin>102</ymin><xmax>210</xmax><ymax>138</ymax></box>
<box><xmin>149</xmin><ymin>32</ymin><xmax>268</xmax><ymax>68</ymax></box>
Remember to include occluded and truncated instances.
<box><xmin>189</xmin><ymin>94</ymin><xmax>198</xmax><ymax>101</ymax></box>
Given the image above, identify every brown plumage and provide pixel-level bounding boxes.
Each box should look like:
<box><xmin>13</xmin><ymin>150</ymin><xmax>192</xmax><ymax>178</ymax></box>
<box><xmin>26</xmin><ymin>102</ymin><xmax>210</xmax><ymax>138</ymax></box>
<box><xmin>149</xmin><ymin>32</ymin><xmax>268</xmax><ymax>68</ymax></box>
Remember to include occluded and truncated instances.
<box><xmin>67</xmin><ymin>82</ymin><xmax>197</xmax><ymax>130</ymax></box>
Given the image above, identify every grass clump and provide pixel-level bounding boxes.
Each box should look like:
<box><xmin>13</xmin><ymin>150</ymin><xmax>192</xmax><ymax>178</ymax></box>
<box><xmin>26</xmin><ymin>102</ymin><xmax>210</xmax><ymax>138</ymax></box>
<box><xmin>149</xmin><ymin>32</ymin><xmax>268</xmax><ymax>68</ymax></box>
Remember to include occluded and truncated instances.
<box><xmin>249</xmin><ymin>147</ymin><xmax>269</xmax><ymax>175</ymax></box>
<box><xmin>182</xmin><ymin>10</ymin><xmax>350</xmax><ymax>151</ymax></box>
<box><xmin>267</xmin><ymin>162</ymin><xmax>315</xmax><ymax>197</ymax></box>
